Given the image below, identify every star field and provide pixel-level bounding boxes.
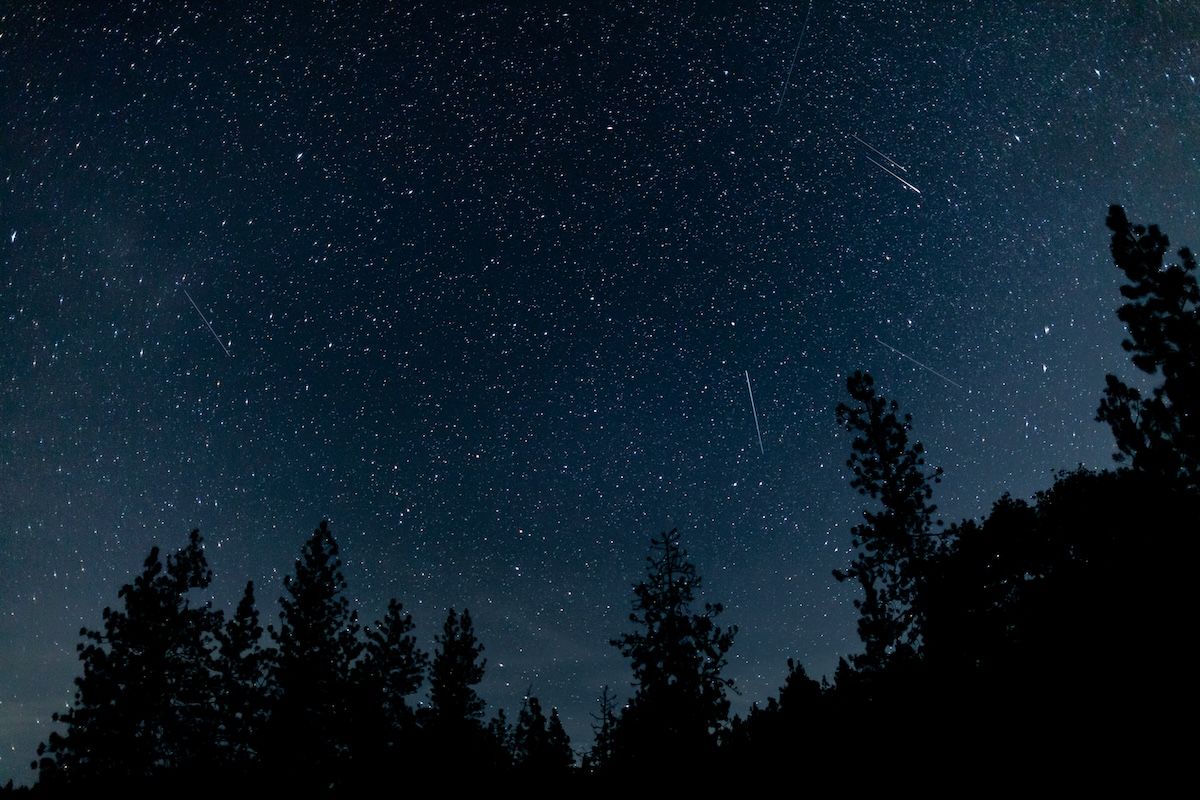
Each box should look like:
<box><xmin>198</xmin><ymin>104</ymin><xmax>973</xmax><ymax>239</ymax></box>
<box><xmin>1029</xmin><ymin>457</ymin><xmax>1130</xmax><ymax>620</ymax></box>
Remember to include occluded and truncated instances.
<box><xmin>2</xmin><ymin>1</ymin><xmax>1198</xmax><ymax>775</ymax></box>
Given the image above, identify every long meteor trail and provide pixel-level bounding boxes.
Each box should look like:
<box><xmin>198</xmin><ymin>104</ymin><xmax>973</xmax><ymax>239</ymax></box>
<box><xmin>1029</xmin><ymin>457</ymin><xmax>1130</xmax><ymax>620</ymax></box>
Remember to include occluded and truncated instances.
<box><xmin>183</xmin><ymin>287</ymin><xmax>232</xmax><ymax>358</ymax></box>
<box><xmin>745</xmin><ymin>370</ymin><xmax>765</xmax><ymax>454</ymax></box>
<box><xmin>775</xmin><ymin>0</ymin><xmax>814</xmax><ymax>115</ymax></box>
<box><xmin>873</xmin><ymin>336</ymin><xmax>963</xmax><ymax>390</ymax></box>
<box><xmin>863</xmin><ymin>153</ymin><xmax>922</xmax><ymax>194</ymax></box>
<box><xmin>851</xmin><ymin>133</ymin><xmax>909</xmax><ymax>172</ymax></box>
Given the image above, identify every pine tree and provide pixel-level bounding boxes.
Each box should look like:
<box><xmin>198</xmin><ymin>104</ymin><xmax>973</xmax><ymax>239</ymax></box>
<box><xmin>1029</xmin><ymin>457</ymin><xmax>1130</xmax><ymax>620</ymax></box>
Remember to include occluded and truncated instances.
<box><xmin>585</xmin><ymin>686</ymin><xmax>617</xmax><ymax>774</ymax></box>
<box><xmin>428</xmin><ymin>607</ymin><xmax>486</xmax><ymax>724</ymax></box>
<box><xmin>1097</xmin><ymin>205</ymin><xmax>1200</xmax><ymax>492</ymax></box>
<box><xmin>513</xmin><ymin>695</ymin><xmax>574</xmax><ymax>773</ymax></box>
<box><xmin>486</xmin><ymin>708</ymin><xmax>514</xmax><ymax>769</ymax></box>
<box><xmin>424</xmin><ymin>608</ymin><xmax>491</xmax><ymax>769</ymax></box>
<box><xmin>351</xmin><ymin>598</ymin><xmax>426</xmax><ymax>769</ymax></box>
<box><xmin>35</xmin><ymin>530</ymin><xmax>220</xmax><ymax>789</ymax></box>
<box><xmin>213</xmin><ymin>581</ymin><xmax>270</xmax><ymax>774</ymax></box>
<box><xmin>610</xmin><ymin>528</ymin><xmax>736</xmax><ymax>769</ymax></box>
<box><xmin>265</xmin><ymin>520</ymin><xmax>362</xmax><ymax>788</ymax></box>
<box><xmin>723</xmin><ymin>658</ymin><xmax>826</xmax><ymax>768</ymax></box>
<box><xmin>513</xmin><ymin>695</ymin><xmax>550</xmax><ymax>770</ymax></box>
<box><xmin>776</xmin><ymin>657</ymin><xmax>823</xmax><ymax>712</ymax></box>
<box><xmin>834</xmin><ymin>371</ymin><xmax>942</xmax><ymax>672</ymax></box>
<box><xmin>546</xmin><ymin>707</ymin><xmax>574</xmax><ymax>771</ymax></box>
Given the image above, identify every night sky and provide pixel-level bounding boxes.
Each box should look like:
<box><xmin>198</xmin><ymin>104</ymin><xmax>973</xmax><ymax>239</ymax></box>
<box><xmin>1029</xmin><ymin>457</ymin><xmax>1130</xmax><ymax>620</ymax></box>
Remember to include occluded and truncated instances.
<box><xmin>2</xmin><ymin>1</ymin><xmax>1198</xmax><ymax>777</ymax></box>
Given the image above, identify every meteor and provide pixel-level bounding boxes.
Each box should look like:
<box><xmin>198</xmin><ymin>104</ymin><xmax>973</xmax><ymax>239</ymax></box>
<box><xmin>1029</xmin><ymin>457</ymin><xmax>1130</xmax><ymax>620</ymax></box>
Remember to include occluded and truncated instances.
<box><xmin>851</xmin><ymin>133</ymin><xmax>909</xmax><ymax>172</ymax></box>
<box><xmin>872</xmin><ymin>336</ymin><xmax>963</xmax><ymax>390</ymax></box>
<box><xmin>183</xmin><ymin>287</ymin><xmax>232</xmax><ymax>358</ymax></box>
<box><xmin>863</xmin><ymin>154</ymin><xmax>922</xmax><ymax>195</ymax></box>
<box><xmin>775</xmin><ymin>0</ymin><xmax>815</xmax><ymax>114</ymax></box>
<box><xmin>745</xmin><ymin>370</ymin><xmax>765</xmax><ymax>454</ymax></box>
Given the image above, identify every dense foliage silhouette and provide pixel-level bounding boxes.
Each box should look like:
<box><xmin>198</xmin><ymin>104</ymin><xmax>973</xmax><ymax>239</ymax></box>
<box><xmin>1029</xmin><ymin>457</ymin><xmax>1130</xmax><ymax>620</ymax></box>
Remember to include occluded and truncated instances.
<box><xmin>346</xmin><ymin>598</ymin><xmax>426</xmax><ymax>788</ymax></box>
<box><xmin>1097</xmin><ymin>205</ymin><xmax>1199</xmax><ymax>491</ymax></box>
<box><xmin>263</xmin><ymin>521</ymin><xmax>362</xmax><ymax>790</ymax></box>
<box><xmin>607</xmin><ymin>528</ymin><xmax>737</xmax><ymax>772</ymax></box>
<box><xmin>15</xmin><ymin>205</ymin><xmax>1197</xmax><ymax>790</ymax></box>
<box><xmin>512</xmin><ymin>695</ymin><xmax>573</xmax><ymax>773</ymax></box>
<box><xmin>834</xmin><ymin>370</ymin><xmax>942</xmax><ymax>673</ymax></box>
<box><xmin>34</xmin><ymin>530</ymin><xmax>221</xmax><ymax>791</ymax></box>
<box><xmin>212</xmin><ymin>581</ymin><xmax>270</xmax><ymax>777</ymax></box>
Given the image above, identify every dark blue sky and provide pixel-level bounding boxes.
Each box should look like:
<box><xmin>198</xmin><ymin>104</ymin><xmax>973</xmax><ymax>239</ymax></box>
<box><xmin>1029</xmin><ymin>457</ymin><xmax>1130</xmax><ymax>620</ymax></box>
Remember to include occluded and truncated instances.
<box><xmin>2</xmin><ymin>1</ymin><xmax>1197</xmax><ymax>778</ymax></box>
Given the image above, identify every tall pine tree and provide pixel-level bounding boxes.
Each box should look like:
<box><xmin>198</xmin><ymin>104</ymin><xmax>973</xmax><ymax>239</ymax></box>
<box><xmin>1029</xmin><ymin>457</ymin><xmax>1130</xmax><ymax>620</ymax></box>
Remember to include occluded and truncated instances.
<box><xmin>610</xmin><ymin>528</ymin><xmax>736</xmax><ymax>771</ymax></box>
<box><xmin>349</xmin><ymin>598</ymin><xmax>426</xmax><ymax>777</ymax></box>
<box><xmin>546</xmin><ymin>707</ymin><xmax>573</xmax><ymax>772</ymax></box>
<box><xmin>213</xmin><ymin>581</ymin><xmax>270</xmax><ymax>775</ymax></box>
<box><xmin>35</xmin><ymin>530</ymin><xmax>220</xmax><ymax>790</ymax></box>
<box><xmin>424</xmin><ymin>607</ymin><xmax>496</xmax><ymax>769</ymax></box>
<box><xmin>264</xmin><ymin>520</ymin><xmax>362</xmax><ymax>789</ymax></box>
<box><xmin>428</xmin><ymin>607</ymin><xmax>486</xmax><ymax>725</ymax></box>
<box><xmin>513</xmin><ymin>695</ymin><xmax>573</xmax><ymax>773</ymax></box>
<box><xmin>835</xmin><ymin>371</ymin><xmax>942</xmax><ymax>672</ymax></box>
<box><xmin>584</xmin><ymin>686</ymin><xmax>617</xmax><ymax>774</ymax></box>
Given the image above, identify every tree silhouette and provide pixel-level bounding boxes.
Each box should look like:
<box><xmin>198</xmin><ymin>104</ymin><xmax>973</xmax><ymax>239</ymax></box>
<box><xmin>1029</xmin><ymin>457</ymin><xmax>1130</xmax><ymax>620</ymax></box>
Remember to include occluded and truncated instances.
<box><xmin>835</xmin><ymin>370</ymin><xmax>942</xmax><ymax>672</ymax></box>
<box><xmin>584</xmin><ymin>685</ymin><xmax>617</xmax><ymax>774</ymax></box>
<box><xmin>428</xmin><ymin>607</ymin><xmax>486</xmax><ymax>724</ymax></box>
<box><xmin>424</xmin><ymin>607</ymin><xmax>497</xmax><ymax>769</ymax></box>
<box><xmin>35</xmin><ymin>530</ymin><xmax>220</xmax><ymax>790</ymax></box>
<box><xmin>23</xmin><ymin>198</ymin><xmax>1199</xmax><ymax>794</ymax></box>
<box><xmin>1097</xmin><ymin>205</ymin><xmax>1200</xmax><ymax>492</ymax></box>
<box><xmin>610</xmin><ymin>528</ymin><xmax>736</xmax><ymax>770</ymax></box>
<box><xmin>213</xmin><ymin>581</ymin><xmax>271</xmax><ymax>775</ymax></box>
<box><xmin>546</xmin><ymin>707</ymin><xmax>573</xmax><ymax>771</ymax></box>
<box><xmin>263</xmin><ymin>520</ymin><xmax>362</xmax><ymax>789</ymax></box>
<box><xmin>723</xmin><ymin>658</ymin><xmax>827</xmax><ymax>768</ymax></box>
<box><xmin>486</xmin><ymin>708</ymin><xmax>515</xmax><ymax>769</ymax></box>
<box><xmin>513</xmin><ymin>695</ymin><xmax>573</xmax><ymax>773</ymax></box>
<box><xmin>359</xmin><ymin>598</ymin><xmax>426</xmax><ymax>730</ymax></box>
<box><xmin>349</xmin><ymin>598</ymin><xmax>426</xmax><ymax>779</ymax></box>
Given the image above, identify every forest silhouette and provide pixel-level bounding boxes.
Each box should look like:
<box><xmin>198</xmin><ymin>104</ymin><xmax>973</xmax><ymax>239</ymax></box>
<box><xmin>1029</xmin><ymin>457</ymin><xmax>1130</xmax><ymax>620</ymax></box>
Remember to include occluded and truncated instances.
<box><xmin>5</xmin><ymin>206</ymin><xmax>1197</xmax><ymax>791</ymax></box>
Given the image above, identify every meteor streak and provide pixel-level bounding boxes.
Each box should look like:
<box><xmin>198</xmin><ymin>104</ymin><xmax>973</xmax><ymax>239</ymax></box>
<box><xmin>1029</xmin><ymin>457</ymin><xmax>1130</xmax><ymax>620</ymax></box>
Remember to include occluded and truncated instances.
<box><xmin>745</xmin><ymin>370</ymin><xmax>765</xmax><ymax>454</ymax></box>
<box><xmin>183</xmin><ymin>287</ymin><xmax>232</xmax><ymax>358</ymax></box>
<box><xmin>873</xmin><ymin>336</ymin><xmax>963</xmax><ymax>390</ymax></box>
<box><xmin>775</xmin><ymin>0</ymin><xmax>814</xmax><ymax>114</ymax></box>
<box><xmin>851</xmin><ymin>133</ymin><xmax>909</xmax><ymax>172</ymax></box>
<box><xmin>863</xmin><ymin>154</ymin><xmax>922</xmax><ymax>194</ymax></box>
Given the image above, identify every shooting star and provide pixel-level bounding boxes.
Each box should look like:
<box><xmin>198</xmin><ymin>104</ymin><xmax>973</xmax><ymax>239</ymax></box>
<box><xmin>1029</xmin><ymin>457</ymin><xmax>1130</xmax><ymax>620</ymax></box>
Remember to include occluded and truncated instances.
<box><xmin>851</xmin><ymin>133</ymin><xmax>909</xmax><ymax>172</ymax></box>
<box><xmin>745</xmin><ymin>370</ymin><xmax>765</xmax><ymax>454</ymax></box>
<box><xmin>182</xmin><ymin>287</ymin><xmax>232</xmax><ymax>358</ymax></box>
<box><xmin>862</xmin><ymin>153</ymin><xmax>922</xmax><ymax>195</ymax></box>
<box><xmin>774</xmin><ymin>0</ymin><xmax>814</xmax><ymax>115</ymax></box>
<box><xmin>872</xmin><ymin>336</ymin><xmax>963</xmax><ymax>390</ymax></box>
<box><xmin>852</xmin><ymin>133</ymin><xmax>921</xmax><ymax>194</ymax></box>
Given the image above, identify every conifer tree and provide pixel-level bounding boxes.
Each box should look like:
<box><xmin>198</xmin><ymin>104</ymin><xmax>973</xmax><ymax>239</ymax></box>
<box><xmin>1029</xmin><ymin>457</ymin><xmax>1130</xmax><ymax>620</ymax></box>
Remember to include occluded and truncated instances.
<box><xmin>1097</xmin><ymin>205</ymin><xmax>1200</xmax><ymax>492</ymax></box>
<box><xmin>513</xmin><ymin>695</ymin><xmax>550</xmax><ymax>770</ymax></box>
<box><xmin>352</xmin><ymin>598</ymin><xmax>426</xmax><ymax>764</ymax></box>
<box><xmin>585</xmin><ymin>686</ymin><xmax>617</xmax><ymax>774</ymax></box>
<box><xmin>428</xmin><ymin>607</ymin><xmax>486</xmax><ymax>725</ymax></box>
<box><xmin>265</xmin><ymin>520</ymin><xmax>362</xmax><ymax>787</ymax></box>
<box><xmin>610</xmin><ymin>528</ymin><xmax>736</xmax><ymax>769</ymax></box>
<box><xmin>486</xmin><ymin>708</ymin><xmax>514</xmax><ymax>768</ymax></box>
<box><xmin>723</xmin><ymin>658</ymin><xmax>826</xmax><ymax>766</ymax></box>
<box><xmin>35</xmin><ymin>530</ymin><xmax>220</xmax><ymax>789</ymax></box>
<box><xmin>213</xmin><ymin>581</ymin><xmax>270</xmax><ymax>773</ymax></box>
<box><xmin>513</xmin><ymin>695</ymin><xmax>574</xmax><ymax>772</ymax></box>
<box><xmin>424</xmin><ymin>607</ymin><xmax>492</xmax><ymax>769</ymax></box>
<box><xmin>546</xmin><ymin>707</ymin><xmax>573</xmax><ymax>771</ymax></box>
<box><xmin>835</xmin><ymin>371</ymin><xmax>942</xmax><ymax>671</ymax></box>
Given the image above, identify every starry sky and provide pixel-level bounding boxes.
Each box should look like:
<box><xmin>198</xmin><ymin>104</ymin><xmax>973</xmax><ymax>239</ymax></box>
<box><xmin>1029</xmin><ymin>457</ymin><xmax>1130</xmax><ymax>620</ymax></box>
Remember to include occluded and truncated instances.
<box><xmin>2</xmin><ymin>1</ymin><xmax>1198</xmax><ymax>777</ymax></box>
